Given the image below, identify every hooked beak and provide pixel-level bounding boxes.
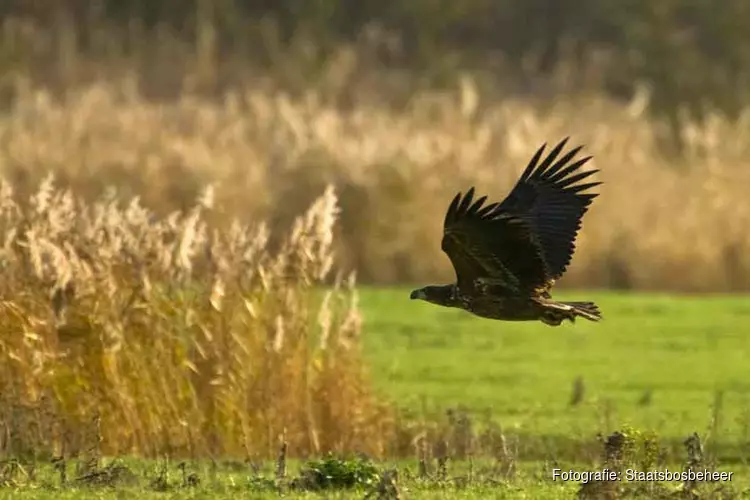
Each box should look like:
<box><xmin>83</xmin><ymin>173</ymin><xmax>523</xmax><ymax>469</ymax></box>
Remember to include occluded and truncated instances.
<box><xmin>410</xmin><ymin>289</ymin><xmax>426</xmax><ymax>300</ymax></box>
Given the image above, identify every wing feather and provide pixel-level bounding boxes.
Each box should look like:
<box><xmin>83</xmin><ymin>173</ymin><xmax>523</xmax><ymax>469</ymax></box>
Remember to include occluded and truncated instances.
<box><xmin>440</xmin><ymin>138</ymin><xmax>601</xmax><ymax>293</ymax></box>
<box><xmin>442</xmin><ymin>190</ymin><xmax>548</xmax><ymax>292</ymax></box>
<box><xmin>494</xmin><ymin>138</ymin><xmax>601</xmax><ymax>281</ymax></box>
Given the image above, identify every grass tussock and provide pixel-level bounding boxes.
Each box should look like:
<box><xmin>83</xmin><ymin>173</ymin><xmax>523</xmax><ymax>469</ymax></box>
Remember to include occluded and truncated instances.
<box><xmin>1</xmin><ymin>75</ymin><xmax>749</xmax><ymax>290</ymax></box>
<box><xmin>0</xmin><ymin>177</ymin><xmax>393</xmax><ymax>459</ymax></box>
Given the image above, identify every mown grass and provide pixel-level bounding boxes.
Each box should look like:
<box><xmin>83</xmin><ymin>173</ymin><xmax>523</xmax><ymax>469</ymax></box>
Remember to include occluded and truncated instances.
<box><xmin>361</xmin><ymin>288</ymin><xmax>750</xmax><ymax>461</ymax></box>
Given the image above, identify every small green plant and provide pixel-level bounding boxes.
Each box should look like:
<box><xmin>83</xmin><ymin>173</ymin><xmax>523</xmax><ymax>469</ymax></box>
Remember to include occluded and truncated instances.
<box><xmin>579</xmin><ymin>428</ymin><xmax>742</xmax><ymax>500</ymax></box>
<box><xmin>579</xmin><ymin>425</ymin><xmax>665</xmax><ymax>499</ymax></box>
<box><xmin>294</xmin><ymin>454</ymin><xmax>380</xmax><ymax>490</ymax></box>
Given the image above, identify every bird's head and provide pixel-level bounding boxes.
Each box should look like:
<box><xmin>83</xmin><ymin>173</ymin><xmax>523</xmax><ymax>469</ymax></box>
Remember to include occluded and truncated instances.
<box><xmin>409</xmin><ymin>285</ymin><xmax>457</xmax><ymax>306</ymax></box>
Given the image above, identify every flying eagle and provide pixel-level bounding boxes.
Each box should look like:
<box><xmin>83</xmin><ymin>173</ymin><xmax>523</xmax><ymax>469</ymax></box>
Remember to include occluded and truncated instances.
<box><xmin>410</xmin><ymin>138</ymin><xmax>602</xmax><ymax>326</ymax></box>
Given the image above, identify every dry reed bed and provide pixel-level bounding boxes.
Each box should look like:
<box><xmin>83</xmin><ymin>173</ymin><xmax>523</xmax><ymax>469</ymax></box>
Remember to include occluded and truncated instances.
<box><xmin>1</xmin><ymin>77</ymin><xmax>750</xmax><ymax>290</ymax></box>
<box><xmin>0</xmin><ymin>178</ymin><xmax>393</xmax><ymax>458</ymax></box>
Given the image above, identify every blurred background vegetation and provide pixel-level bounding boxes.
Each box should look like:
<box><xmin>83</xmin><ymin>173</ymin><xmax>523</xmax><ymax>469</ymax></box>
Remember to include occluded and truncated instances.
<box><xmin>5</xmin><ymin>0</ymin><xmax>750</xmax><ymax>122</ymax></box>
<box><xmin>0</xmin><ymin>0</ymin><xmax>747</xmax><ymax>290</ymax></box>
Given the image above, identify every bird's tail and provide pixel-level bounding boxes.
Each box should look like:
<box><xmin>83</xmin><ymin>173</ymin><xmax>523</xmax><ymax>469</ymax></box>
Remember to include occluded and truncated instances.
<box><xmin>540</xmin><ymin>300</ymin><xmax>602</xmax><ymax>326</ymax></box>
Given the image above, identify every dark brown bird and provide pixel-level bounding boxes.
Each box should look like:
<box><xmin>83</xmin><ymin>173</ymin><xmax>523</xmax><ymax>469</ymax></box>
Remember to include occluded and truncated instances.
<box><xmin>410</xmin><ymin>138</ymin><xmax>602</xmax><ymax>326</ymax></box>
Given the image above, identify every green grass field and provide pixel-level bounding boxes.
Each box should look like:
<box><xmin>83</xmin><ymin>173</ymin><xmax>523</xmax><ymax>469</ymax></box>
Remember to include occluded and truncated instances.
<box><xmin>361</xmin><ymin>289</ymin><xmax>750</xmax><ymax>449</ymax></box>
<box><xmin>5</xmin><ymin>289</ymin><xmax>750</xmax><ymax>498</ymax></box>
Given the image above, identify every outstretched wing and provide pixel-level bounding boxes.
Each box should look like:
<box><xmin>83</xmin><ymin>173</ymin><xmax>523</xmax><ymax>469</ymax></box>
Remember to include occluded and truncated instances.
<box><xmin>492</xmin><ymin>138</ymin><xmax>600</xmax><ymax>281</ymax></box>
<box><xmin>440</xmin><ymin>138</ymin><xmax>601</xmax><ymax>293</ymax></box>
<box><xmin>441</xmin><ymin>187</ymin><xmax>549</xmax><ymax>293</ymax></box>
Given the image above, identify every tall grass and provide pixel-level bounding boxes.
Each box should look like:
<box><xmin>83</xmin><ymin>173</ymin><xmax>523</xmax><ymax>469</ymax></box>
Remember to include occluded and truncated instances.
<box><xmin>0</xmin><ymin>10</ymin><xmax>746</xmax><ymax>290</ymax></box>
<box><xmin>2</xmin><ymin>74</ymin><xmax>750</xmax><ymax>290</ymax></box>
<box><xmin>0</xmin><ymin>178</ymin><xmax>393</xmax><ymax>459</ymax></box>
